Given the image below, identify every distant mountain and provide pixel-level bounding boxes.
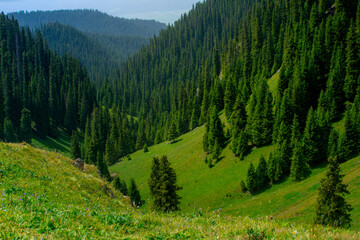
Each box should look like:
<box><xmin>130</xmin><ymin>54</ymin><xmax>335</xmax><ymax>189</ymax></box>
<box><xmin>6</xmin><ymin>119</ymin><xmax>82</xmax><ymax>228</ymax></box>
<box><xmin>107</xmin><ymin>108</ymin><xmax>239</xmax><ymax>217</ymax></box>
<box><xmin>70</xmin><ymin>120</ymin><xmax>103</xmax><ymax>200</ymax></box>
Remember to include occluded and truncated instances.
<box><xmin>40</xmin><ymin>22</ymin><xmax>149</xmax><ymax>86</ymax></box>
<box><xmin>8</xmin><ymin>9</ymin><xmax>167</xmax><ymax>37</ymax></box>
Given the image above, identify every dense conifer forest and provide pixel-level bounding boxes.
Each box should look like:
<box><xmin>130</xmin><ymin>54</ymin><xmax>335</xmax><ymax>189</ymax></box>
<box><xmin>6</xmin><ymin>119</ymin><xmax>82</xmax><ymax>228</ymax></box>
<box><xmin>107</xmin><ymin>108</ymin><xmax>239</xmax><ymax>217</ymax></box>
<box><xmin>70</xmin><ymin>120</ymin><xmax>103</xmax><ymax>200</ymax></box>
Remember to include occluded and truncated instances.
<box><xmin>0</xmin><ymin>13</ymin><xmax>96</xmax><ymax>141</ymax></box>
<box><xmin>40</xmin><ymin>22</ymin><xmax>149</xmax><ymax>86</ymax></box>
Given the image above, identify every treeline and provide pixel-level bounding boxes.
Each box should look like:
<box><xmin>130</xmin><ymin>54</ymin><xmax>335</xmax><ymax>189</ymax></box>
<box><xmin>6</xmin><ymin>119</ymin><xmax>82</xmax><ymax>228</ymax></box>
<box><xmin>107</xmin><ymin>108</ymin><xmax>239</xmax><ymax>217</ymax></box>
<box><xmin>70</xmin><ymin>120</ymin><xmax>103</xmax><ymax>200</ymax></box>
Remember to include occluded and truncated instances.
<box><xmin>0</xmin><ymin>14</ymin><xmax>96</xmax><ymax>142</ymax></box>
<box><xmin>9</xmin><ymin>9</ymin><xmax>166</xmax><ymax>37</ymax></box>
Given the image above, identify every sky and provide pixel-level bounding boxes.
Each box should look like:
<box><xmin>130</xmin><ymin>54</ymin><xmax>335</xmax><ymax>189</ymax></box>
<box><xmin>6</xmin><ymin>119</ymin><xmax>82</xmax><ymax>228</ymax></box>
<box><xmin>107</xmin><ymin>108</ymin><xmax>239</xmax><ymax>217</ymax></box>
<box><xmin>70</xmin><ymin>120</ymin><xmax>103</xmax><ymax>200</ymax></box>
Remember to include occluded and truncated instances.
<box><xmin>1</xmin><ymin>0</ymin><xmax>202</xmax><ymax>24</ymax></box>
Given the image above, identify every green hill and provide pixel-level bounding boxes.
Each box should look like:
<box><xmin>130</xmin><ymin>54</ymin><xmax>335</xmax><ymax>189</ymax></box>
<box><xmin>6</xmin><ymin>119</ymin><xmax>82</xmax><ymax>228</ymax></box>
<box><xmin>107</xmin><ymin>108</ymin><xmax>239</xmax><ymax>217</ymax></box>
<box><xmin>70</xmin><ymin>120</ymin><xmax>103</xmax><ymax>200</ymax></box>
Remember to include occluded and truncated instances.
<box><xmin>110</xmin><ymin>121</ymin><xmax>360</xmax><ymax>230</ymax></box>
<box><xmin>1</xmin><ymin>142</ymin><xmax>359</xmax><ymax>239</ymax></box>
<box><xmin>8</xmin><ymin>9</ymin><xmax>166</xmax><ymax>37</ymax></box>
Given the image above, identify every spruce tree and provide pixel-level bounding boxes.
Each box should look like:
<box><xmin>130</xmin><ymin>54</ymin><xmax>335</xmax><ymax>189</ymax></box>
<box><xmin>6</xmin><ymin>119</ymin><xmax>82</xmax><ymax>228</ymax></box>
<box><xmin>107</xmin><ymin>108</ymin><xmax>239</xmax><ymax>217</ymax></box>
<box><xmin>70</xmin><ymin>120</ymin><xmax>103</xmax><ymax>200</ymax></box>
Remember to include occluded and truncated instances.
<box><xmin>3</xmin><ymin>118</ymin><xmax>17</xmax><ymax>143</ymax></box>
<box><xmin>344</xmin><ymin>21</ymin><xmax>359</xmax><ymax>101</ymax></box>
<box><xmin>168</xmin><ymin>122</ymin><xmax>178</xmax><ymax>143</ymax></box>
<box><xmin>256</xmin><ymin>156</ymin><xmax>268</xmax><ymax>189</ymax></box>
<box><xmin>148</xmin><ymin>157</ymin><xmax>161</xmax><ymax>210</ymax></box>
<box><xmin>71</xmin><ymin>131</ymin><xmax>81</xmax><ymax>159</ymax></box>
<box><xmin>290</xmin><ymin>141</ymin><xmax>311</xmax><ymax>182</ymax></box>
<box><xmin>129</xmin><ymin>178</ymin><xmax>142</xmax><ymax>207</ymax></box>
<box><xmin>143</xmin><ymin>143</ymin><xmax>149</xmax><ymax>152</ymax></box>
<box><xmin>159</xmin><ymin>155</ymin><xmax>182</xmax><ymax>211</ymax></box>
<box><xmin>114</xmin><ymin>177</ymin><xmax>128</xmax><ymax>196</ymax></box>
<box><xmin>208</xmin><ymin>106</ymin><xmax>225</xmax><ymax>152</ymax></box>
<box><xmin>315</xmin><ymin>157</ymin><xmax>353</xmax><ymax>228</ymax></box>
<box><xmin>104</xmin><ymin>135</ymin><xmax>117</xmax><ymax>165</ymax></box>
<box><xmin>97</xmin><ymin>152</ymin><xmax>111</xmax><ymax>182</ymax></box>
<box><xmin>246</xmin><ymin>162</ymin><xmax>257</xmax><ymax>194</ymax></box>
<box><xmin>267</xmin><ymin>153</ymin><xmax>277</xmax><ymax>184</ymax></box>
<box><xmin>328</xmin><ymin>129</ymin><xmax>339</xmax><ymax>159</ymax></box>
<box><xmin>148</xmin><ymin>156</ymin><xmax>182</xmax><ymax>211</ymax></box>
<box><xmin>19</xmin><ymin>108</ymin><xmax>32</xmax><ymax>144</ymax></box>
<box><xmin>240</xmin><ymin>180</ymin><xmax>247</xmax><ymax>193</ymax></box>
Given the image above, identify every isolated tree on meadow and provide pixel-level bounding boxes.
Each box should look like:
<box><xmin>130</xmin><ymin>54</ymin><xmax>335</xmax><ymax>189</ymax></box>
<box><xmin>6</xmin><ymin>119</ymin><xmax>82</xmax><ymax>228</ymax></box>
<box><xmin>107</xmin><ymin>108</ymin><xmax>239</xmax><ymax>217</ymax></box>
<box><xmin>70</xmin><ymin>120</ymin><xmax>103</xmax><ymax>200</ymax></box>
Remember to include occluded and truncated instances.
<box><xmin>148</xmin><ymin>156</ymin><xmax>182</xmax><ymax>212</ymax></box>
<box><xmin>315</xmin><ymin>157</ymin><xmax>352</xmax><ymax>228</ymax></box>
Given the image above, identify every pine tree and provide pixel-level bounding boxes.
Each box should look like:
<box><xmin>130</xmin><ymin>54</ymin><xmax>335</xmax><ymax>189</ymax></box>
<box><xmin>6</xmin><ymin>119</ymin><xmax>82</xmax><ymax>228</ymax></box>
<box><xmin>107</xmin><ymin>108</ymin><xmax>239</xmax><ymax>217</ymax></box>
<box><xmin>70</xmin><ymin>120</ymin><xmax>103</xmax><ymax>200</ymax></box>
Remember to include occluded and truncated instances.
<box><xmin>240</xmin><ymin>179</ymin><xmax>247</xmax><ymax>193</ymax></box>
<box><xmin>19</xmin><ymin>108</ymin><xmax>32</xmax><ymax>144</ymax></box>
<box><xmin>338</xmin><ymin>109</ymin><xmax>357</xmax><ymax>161</ymax></box>
<box><xmin>104</xmin><ymin>134</ymin><xmax>117</xmax><ymax>165</ymax></box>
<box><xmin>207</xmin><ymin>106</ymin><xmax>225</xmax><ymax>152</ymax></box>
<box><xmin>148</xmin><ymin>157</ymin><xmax>162</xmax><ymax>210</ymax></box>
<box><xmin>343</xmin><ymin>21</ymin><xmax>359</xmax><ymax>101</ymax></box>
<box><xmin>246</xmin><ymin>162</ymin><xmax>257</xmax><ymax>194</ymax></box>
<box><xmin>212</xmin><ymin>139</ymin><xmax>221</xmax><ymax>161</ymax></box>
<box><xmin>71</xmin><ymin>131</ymin><xmax>81</xmax><ymax>159</ymax></box>
<box><xmin>267</xmin><ymin>153</ymin><xmax>277</xmax><ymax>184</ymax></box>
<box><xmin>232</xmin><ymin>130</ymin><xmax>248</xmax><ymax>160</ymax></box>
<box><xmin>168</xmin><ymin>122</ymin><xmax>178</xmax><ymax>143</ymax></box>
<box><xmin>256</xmin><ymin>156</ymin><xmax>268</xmax><ymax>189</ymax></box>
<box><xmin>289</xmin><ymin>115</ymin><xmax>301</xmax><ymax>151</ymax></box>
<box><xmin>143</xmin><ymin>143</ymin><xmax>149</xmax><ymax>152</ymax></box>
<box><xmin>315</xmin><ymin>157</ymin><xmax>353</xmax><ymax>228</ymax></box>
<box><xmin>3</xmin><ymin>118</ymin><xmax>17</xmax><ymax>142</ymax></box>
<box><xmin>97</xmin><ymin>152</ymin><xmax>111</xmax><ymax>182</ymax></box>
<box><xmin>328</xmin><ymin>129</ymin><xmax>340</xmax><ymax>159</ymax></box>
<box><xmin>148</xmin><ymin>156</ymin><xmax>182</xmax><ymax>211</ymax></box>
<box><xmin>114</xmin><ymin>177</ymin><xmax>128</xmax><ymax>196</ymax></box>
<box><xmin>129</xmin><ymin>178</ymin><xmax>142</xmax><ymax>207</ymax></box>
<box><xmin>158</xmin><ymin>155</ymin><xmax>182</xmax><ymax>211</ymax></box>
<box><xmin>290</xmin><ymin>141</ymin><xmax>311</xmax><ymax>182</ymax></box>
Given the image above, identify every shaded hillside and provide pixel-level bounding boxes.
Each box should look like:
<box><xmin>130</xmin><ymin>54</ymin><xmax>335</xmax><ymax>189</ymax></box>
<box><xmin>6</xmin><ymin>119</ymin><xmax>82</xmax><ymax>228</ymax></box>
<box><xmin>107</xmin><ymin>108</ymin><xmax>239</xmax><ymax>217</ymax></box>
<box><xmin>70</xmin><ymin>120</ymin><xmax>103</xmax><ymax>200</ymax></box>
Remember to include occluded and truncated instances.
<box><xmin>40</xmin><ymin>22</ymin><xmax>148</xmax><ymax>86</ymax></box>
<box><xmin>0</xmin><ymin>142</ymin><xmax>359</xmax><ymax>239</ymax></box>
<box><xmin>9</xmin><ymin>9</ymin><xmax>166</xmax><ymax>37</ymax></box>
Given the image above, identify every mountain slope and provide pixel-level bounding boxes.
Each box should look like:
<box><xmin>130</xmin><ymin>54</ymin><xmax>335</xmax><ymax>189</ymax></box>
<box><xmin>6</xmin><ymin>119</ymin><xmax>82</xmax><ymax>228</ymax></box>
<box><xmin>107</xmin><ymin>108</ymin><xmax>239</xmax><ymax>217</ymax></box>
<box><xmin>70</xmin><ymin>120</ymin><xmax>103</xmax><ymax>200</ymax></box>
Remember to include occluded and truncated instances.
<box><xmin>110</xmin><ymin>120</ymin><xmax>360</xmax><ymax>230</ymax></box>
<box><xmin>0</xmin><ymin>142</ymin><xmax>359</xmax><ymax>239</ymax></box>
<box><xmin>9</xmin><ymin>9</ymin><xmax>166</xmax><ymax>37</ymax></box>
<box><xmin>39</xmin><ymin>22</ymin><xmax>149</xmax><ymax>86</ymax></box>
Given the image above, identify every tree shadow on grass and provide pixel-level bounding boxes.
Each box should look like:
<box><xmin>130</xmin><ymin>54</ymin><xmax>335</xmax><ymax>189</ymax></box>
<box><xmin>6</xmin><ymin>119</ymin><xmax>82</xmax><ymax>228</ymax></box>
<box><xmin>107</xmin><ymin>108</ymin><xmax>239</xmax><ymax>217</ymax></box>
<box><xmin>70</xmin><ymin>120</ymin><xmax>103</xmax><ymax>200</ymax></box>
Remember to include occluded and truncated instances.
<box><xmin>169</xmin><ymin>139</ymin><xmax>182</xmax><ymax>144</ymax></box>
<box><xmin>32</xmin><ymin>130</ymin><xmax>71</xmax><ymax>156</ymax></box>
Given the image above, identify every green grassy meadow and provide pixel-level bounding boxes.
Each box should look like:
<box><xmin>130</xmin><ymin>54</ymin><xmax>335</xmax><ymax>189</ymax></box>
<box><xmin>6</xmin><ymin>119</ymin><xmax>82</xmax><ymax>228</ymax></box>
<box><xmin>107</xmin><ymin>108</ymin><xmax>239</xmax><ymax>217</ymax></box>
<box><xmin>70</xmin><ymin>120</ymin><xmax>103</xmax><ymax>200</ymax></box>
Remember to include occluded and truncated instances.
<box><xmin>1</xmin><ymin>142</ymin><xmax>359</xmax><ymax>239</ymax></box>
<box><xmin>111</xmin><ymin>122</ymin><xmax>360</xmax><ymax>230</ymax></box>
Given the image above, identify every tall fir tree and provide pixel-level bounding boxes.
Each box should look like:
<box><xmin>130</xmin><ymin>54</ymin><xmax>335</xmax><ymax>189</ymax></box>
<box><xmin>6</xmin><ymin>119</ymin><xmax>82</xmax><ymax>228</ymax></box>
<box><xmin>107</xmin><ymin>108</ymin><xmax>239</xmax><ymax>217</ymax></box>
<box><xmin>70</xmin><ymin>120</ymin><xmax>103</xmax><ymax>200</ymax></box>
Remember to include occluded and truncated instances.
<box><xmin>71</xmin><ymin>131</ymin><xmax>81</xmax><ymax>159</ymax></box>
<box><xmin>19</xmin><ymin>108</ymin><xmax>32</xmax><ymax>144</ymax></box>
<box><xmin>290</xmin><ymin>141</ymin><xmax>311</xmax><ymax>182</ymax></box>
<box><xmin>315</xmin><ymin>157</ymin><xmax>353</xmax><ymax>228</ymax></box>
<box><xmin>129</xmin><ymin>178</ymin><xmax>142</xmax><ymax>207</ymax></box>
<box><xmin>246</xmin><ymin>162</ymin><xmax>257</xmax><ymax>194</ymax></box>
<box><xmin>3</xmin><ymin>118</ymin><xmax>17</xmax><ymax>143</ymax></box>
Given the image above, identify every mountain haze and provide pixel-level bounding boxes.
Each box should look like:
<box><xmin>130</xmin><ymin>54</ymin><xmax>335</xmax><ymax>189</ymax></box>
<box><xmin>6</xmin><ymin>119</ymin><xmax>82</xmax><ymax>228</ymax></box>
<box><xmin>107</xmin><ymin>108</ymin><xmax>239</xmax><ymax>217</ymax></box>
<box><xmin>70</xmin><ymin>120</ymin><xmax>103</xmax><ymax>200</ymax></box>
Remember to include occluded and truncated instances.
<box><xmin>9</xmin><ymin>9</ymin><xmax>167</xmax><ymax>37</ymax></box>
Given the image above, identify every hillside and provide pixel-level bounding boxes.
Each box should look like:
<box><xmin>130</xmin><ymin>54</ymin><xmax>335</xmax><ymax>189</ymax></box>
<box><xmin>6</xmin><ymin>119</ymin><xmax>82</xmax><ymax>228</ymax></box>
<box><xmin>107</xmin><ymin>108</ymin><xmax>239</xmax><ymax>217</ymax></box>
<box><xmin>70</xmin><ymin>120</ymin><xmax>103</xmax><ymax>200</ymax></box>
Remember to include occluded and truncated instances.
<box><xmin>8</xmin><ymin>9</ymin><xmax>166</xmax><ymax>37</ymax></box>
<box><xmin>39</xmin><ymin>22</ymin><xmax>149</xmax><ymax>86</ymax></box>
<box><xmin>110</xmin><ymin>120</ymin><xmax>360</xmax><ymax>230</ymax></box>
<box><xmin>0</xmin><ymin>142</ymin><xmax>359</xmax><ymax>239</ymax></box>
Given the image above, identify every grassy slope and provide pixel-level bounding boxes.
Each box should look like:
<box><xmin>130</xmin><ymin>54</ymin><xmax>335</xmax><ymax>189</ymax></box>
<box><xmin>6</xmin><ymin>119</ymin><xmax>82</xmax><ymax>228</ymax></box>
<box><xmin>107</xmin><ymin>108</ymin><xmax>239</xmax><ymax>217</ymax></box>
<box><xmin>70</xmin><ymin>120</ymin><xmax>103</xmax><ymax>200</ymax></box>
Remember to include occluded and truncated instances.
<box><xmin>1</xmin><ymin>142</ymin><xmax>359</xmax><ymax>239</ymax></box>
<box><xmin>111</xmin><ymin>119</ymin><xmax>360</xmax><ymax>230</ymax></box>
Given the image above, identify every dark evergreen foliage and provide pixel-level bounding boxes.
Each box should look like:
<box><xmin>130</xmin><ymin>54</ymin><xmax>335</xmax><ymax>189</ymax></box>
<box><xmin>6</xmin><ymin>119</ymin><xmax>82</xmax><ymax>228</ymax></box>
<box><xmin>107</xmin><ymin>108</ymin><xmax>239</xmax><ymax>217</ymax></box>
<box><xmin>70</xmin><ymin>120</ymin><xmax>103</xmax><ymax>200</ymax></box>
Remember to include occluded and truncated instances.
<box><xmin>71</xmin><ymin>131</ymin><xmax>81</xmax><ymax>159</ymax></box>
<box><xmin>19</xmin><ymin>108</ymin><xmax>32</xmax><ymax>144</ymax></box>
<box><xmin>246</xmin><ymin>162</ymin><xmax>257</xmax><ymax>194</ymax></box>
<box><xmin>148</xmin><ymin>156</ymin><xmax>182</xmax><ymax>212</ymax></box>
<box><xmin>315</xmin><ymin>157</ymin><xmax>353</xmax><ymax>228</ymax></box>
<box><xmin>129</xmin><ymin>178</ymin><xmax>142</xmax><ymax>207</ymax></box>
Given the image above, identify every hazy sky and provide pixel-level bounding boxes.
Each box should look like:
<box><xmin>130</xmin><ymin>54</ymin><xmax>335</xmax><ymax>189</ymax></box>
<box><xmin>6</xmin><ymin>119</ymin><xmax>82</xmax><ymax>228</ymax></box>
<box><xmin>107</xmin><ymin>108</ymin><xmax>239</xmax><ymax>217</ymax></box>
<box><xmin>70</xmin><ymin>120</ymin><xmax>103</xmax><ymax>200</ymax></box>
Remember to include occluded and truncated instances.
<box><xmin>1</xmin><ymin>0</ymin><xmax>202</xmax><ymax>23</ymax></box>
